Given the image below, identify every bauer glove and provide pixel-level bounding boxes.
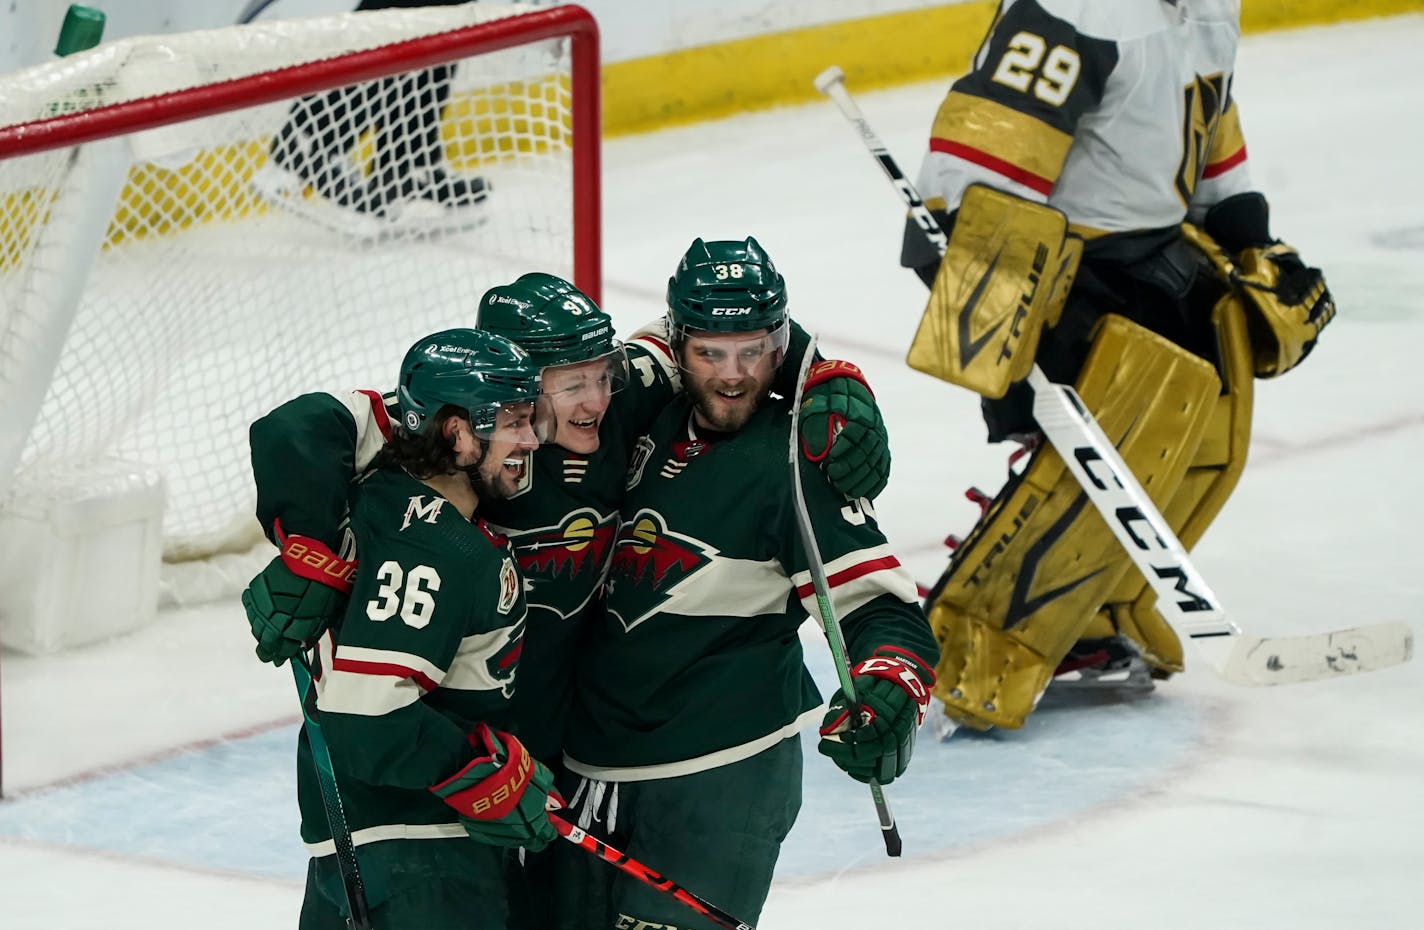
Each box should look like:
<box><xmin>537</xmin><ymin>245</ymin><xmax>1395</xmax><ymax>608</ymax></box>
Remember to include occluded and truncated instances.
<box><xmin>430</xmin><ymin>725</ymin><xmax>563</xmax><ymax>853</ymax></box>
<box><xmin>818</xmin><ymin>647</ymin><xmax>935</xmax><ymax>785</ymax></box>
<box><xmin>241</xmin><ymin>520</ymin><xmax>355</xmax><ymax>666</ymax></box>
<box><xmin>800</xmin><ymin>360</ymin><xmax>891</xmax><ymax>501</ymax></box>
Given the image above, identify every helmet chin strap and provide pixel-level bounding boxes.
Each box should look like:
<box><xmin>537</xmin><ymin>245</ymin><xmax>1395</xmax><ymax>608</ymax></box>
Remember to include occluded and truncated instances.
<box><xmin>464</xmin><ymin>437</ymin><xmax>492</xmax><ymax>491</ymax></box>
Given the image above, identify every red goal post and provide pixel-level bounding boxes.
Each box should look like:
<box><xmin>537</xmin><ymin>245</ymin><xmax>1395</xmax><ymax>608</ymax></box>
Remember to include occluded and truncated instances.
<box><xmin>0</xmin><ymin>3</ymin><xmax>601</xmax><ymax>654</ymax></box>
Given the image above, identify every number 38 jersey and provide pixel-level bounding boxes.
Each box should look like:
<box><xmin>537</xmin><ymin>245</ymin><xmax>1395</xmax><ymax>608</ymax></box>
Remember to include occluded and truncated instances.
<box><xmin>907</xmin><ymin>0</ymin><xmax>1251</xmax><ymax>261</ymax></box>
<box><xmin>296</xmin><ymin>466</ymin><xmax>527</xmax><ymax>855</ymax></box>
<box><xmin>563</xmin><ymin>395</ymin><xmax>937</xmax><ymax>782</ymax></box>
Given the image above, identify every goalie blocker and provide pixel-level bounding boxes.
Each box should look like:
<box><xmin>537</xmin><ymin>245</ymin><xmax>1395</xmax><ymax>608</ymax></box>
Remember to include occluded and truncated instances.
<box><xmin>906</xmin><ymin>184</ymin><xmax>1082</xmax><ymax>399</ymax></box>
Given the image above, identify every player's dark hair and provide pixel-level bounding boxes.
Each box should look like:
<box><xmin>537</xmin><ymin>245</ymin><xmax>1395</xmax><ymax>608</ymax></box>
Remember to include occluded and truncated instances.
<box><xmin>377</xmin><ymin>404</ymin><xmax>471</xmax><ymax>479</ymax></box>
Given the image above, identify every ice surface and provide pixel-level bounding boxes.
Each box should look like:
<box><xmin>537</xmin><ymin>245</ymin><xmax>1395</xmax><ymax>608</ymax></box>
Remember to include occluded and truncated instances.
<box><xmin>2</xmin><ymin>14</ymin><xmax>1422</xmax><ymax>929</ymax></box>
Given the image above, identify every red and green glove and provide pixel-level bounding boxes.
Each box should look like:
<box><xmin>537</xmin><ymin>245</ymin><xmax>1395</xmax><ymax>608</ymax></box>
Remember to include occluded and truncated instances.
<box><xmin>430</xmin><ymin>724</ymin><xmax>563</xmax><ymax>852</ymax></box>
<box><xmin>240</xmin><ymin>520</ymin><xmax>356</xmax><ymax>666</ymax></box>
<box><xmin>800</xmin><ymin>360</ymin><xmax>891</xmax><ymax>501</ymax></box>
<box><xmin>818</xmin><ymin>646</ymin><xmax>935</xmax><ymax>785</ymax></box>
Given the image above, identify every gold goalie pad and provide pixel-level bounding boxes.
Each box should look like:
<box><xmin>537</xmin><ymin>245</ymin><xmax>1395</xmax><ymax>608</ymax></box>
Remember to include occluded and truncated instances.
<box><xmin>1180</xmin><ymin>224</ymin><xmax>1335</xmax><ymax>378</ymax></box>
<box><xmin>1080</xmin><ymin>295</ymin><xmax>1256</xmax><ymax>675</ymax></box>
<box><xmin>907</xmin><ymin>184</ymin><xmax>1082</xmax><ymax>398</ymax></box>
<box><xmin>928</xmin><ymin>316</ymin><xmax>1221</xmax><ymax>731</ymax></box>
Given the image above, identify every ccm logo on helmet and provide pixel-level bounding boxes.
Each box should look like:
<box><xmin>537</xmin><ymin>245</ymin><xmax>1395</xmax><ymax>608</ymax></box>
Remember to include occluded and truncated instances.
<box><xmin>710</xmin><ymin>307</ymin><xmax>752</xmax><ymax>316</ymax></box>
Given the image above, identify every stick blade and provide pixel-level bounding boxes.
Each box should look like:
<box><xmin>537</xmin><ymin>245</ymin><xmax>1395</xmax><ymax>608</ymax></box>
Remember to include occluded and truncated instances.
<box><xmin>1215</xmin><ymin>621</ymin><xmax>1414</xmax><ymax>686</ymax></box>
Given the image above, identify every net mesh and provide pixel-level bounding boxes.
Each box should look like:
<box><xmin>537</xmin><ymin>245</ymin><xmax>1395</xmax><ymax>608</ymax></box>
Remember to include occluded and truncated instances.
<box><xmin>0</xmin><ymin>4</ymin><xmax>592</xmax><ymax>600</ymax></box>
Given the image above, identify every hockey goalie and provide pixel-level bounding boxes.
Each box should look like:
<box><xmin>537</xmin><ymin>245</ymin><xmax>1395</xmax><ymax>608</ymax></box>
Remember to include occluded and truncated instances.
<box><xmin>900</xmin><ymin>0</ymin><xmax>1336</xmax><ymax>732</ymax></box>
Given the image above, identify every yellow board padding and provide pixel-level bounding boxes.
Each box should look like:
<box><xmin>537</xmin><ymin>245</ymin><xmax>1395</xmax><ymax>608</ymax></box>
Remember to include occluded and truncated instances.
<box><xmin>600</xmin><ymin>0</ymin><xmax>1424</xmax><ymax>137</ymax></box>
<box><xmin>5</xmin><ymin>2</ymin><xmax>1418</xmax><ymax>256</ymax></box>
<box><xmin>928</xmin><ymin>315</ymin><xmax>1222</xmax><ymax>730</ymax></box>
<box><xmin>601</xmin><ymin>2</ymin><xmax>998</xmax><ymax>137</ymax></box>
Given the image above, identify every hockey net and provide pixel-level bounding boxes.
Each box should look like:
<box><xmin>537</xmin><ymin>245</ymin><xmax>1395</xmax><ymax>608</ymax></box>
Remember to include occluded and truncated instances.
<box><xmin>0</xmin><ymin>4</ymin><xmax>600</xmax><ymax>631</ymax></box>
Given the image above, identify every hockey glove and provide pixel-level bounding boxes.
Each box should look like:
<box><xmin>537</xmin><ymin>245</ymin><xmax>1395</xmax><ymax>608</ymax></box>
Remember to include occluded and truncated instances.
<box><xmin>800</xmin><ymin>360</ymin><xmax>891</xmax><ymax>501</ymax></box>
<box><xmin>241</xmin><ymin>521</ymin><xmax>356</xmax><ymax>666</ymax></box>
<box><xmin>1200</xmin><ymin>191</ymin><xmax>1335</xmax><ymax>377</ymax></box>
<box><xmin>431</xmin><ymin>725</ymin><xmax>563</xmax><ymax>853</ymax></box>
<box><xmin>818</xmin><ymin>647</ymin><xmax>935</xmax><ymax>785</ymax></box>
<box><xmin>1231</xmin><ymin>242</ymin><xmax>1335</xmax><ymax>376</ymax></box>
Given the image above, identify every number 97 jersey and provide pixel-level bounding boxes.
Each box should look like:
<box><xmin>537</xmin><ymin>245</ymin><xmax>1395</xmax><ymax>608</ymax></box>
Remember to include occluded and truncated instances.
<box><xmin>911</xmin><ymin>0</ymin><xmax>1250</xmax><ymax>243</ymax></box>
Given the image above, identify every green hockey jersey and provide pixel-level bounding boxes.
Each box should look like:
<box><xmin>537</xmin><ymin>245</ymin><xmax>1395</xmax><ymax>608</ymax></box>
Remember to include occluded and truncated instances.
<box><xmin>252</xmin><ymin>335</ymin><xmax>679</xmax><ymax>765</ymax></box>
<box><xmin>298</xmin><ymin>466</ymin><xmax>527</xmax><ymax>855</ymax></box>
<box><xmin>563</xmin><ymin>392</ymin><xmax>937</xmax><ymax>782</ymax></box>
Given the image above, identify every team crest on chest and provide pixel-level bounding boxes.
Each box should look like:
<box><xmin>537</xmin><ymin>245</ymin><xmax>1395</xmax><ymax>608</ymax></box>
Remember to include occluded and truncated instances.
<box><xmin>505</xmin><ymin>507</ymin><xmax>619</xmax><ymax>620</ymax></box>
<box><xmin>605</xmin><ymin>508</ymin><xmax>715</xmax><ymax>632</ymax></box>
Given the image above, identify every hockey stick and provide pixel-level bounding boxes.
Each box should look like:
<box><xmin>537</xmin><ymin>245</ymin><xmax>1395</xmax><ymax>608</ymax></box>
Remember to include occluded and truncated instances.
<box><xmin>813</xmin><ymin>64</ymin><xmax>1413</xmax><ymax>686</ymax></box>
<box><xmin>236</xmin><ymin>0</ymin><xmax>283</xmax><ymax>25</ymax></box>
<box><xmin>787</xmin><ymin>335</ymin><xmax>902</xmax><ymax>857</ymax></box>
<box><xmin>550</xmin><ymin>815</ymin><xmax>755</xmax><ymax>930</ymax></box>
<box><xmin>292</xmin><ymin>652</ymin><xmax>374</xmax><ymax>930</ymax></box>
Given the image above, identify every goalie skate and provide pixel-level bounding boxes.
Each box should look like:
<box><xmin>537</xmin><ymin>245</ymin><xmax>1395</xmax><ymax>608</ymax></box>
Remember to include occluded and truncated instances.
<box><xmin>250</xmin><ymin>162</ymin><xmax>490</xmax><ymax>243</ymax></box>
<box><xmin>1052</xmin><ymin>635</ymin><xmax>1155</xmax><ymax>692</ymax></box>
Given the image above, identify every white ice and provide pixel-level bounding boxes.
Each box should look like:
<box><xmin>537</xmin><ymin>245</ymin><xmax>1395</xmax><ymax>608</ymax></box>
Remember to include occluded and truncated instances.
<box><xmin>3</xmin><ymin>14</ymin><xmax>1423</xmax><ymax>929</ymax></box>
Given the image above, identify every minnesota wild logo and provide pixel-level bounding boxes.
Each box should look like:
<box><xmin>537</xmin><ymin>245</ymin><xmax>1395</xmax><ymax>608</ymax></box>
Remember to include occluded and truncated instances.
<box><xmin>606</xmin><ymin>508</ymin><xmax>714</xmax><ymax>632</ymax></box>
<box><xmin>486</xmin><ymin>615</ymin><xmax>526</xmax><ymax>698</ymax></box>
<box><xmin>506</xmin><ymin>508</ymin><xmax>619</xmax><ymax>620</ymax></box>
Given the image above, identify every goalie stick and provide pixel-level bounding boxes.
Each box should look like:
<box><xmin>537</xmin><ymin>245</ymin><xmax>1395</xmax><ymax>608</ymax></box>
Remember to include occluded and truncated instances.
<box><xmin>813</xmin><ymin>64</ymin><xmax>1413</xmax><ymax>687</ymax></box>
<box><xmin>788</xmin><ymin>335</ymin><xmax>903</xmax><ymax>857</ymax></box>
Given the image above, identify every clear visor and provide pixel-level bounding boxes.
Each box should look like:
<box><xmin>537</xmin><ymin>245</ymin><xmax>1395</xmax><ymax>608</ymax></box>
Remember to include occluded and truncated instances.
<box><xmin>675</xmin><ymin>326</ymin><xmax>789</xmax><ymax>376</ymax></box>
<box><xmin>472</xmin><ymin>399</ymin><xmax>550</xmax><ymax>446</ymax></box>
<box><xmin>539</xmin><ymin>345</ymin><xmax>630</xmax><ymax>407</ymax></box>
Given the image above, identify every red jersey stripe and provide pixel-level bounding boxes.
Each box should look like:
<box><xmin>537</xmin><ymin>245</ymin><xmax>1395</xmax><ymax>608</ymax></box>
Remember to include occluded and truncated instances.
<box><xmin>796</xmin><ymin>555</ymin><xmax>903</xmax><ymax>600</ymax></box>
<box><xmin>1203</xmin><ymin>144</ymin><xmax>1247</xmax><ymax>179</ymax></box>
<box><xmin>332</xmin><ymin>657</ymin><xmax>438</xmax><ymax>693</ymax></box>
<box><xmin>930</xmin><ymin>137</ymin><xmax>1054</xmax><ymax>195</ymax></box>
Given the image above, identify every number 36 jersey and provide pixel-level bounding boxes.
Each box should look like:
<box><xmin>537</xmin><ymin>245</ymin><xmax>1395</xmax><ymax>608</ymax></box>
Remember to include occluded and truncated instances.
<box><xmin>907</xmin><ymin>0</ymin><xmax>1251</xmax><ymax>259</ymax></box>
<box><xmin>298</xmin><ymin>466</ymin><xmax>527</xmax><ymax>853</ymax></box>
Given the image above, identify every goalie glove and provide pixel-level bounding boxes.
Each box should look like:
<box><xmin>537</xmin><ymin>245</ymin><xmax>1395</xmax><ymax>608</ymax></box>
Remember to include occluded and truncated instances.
<box><xmin>799</xmin><ymin>360</ymin><xmax>891</xmax><ymax>501</ymax></box>
<box><xmin>1199</xmin><ymin>191</ymin><xmax>1336</xmax><ymax>377</ymax></box>
<box><xmin>240</xmin><ymin>520</ymin><xmax>356</xmax><ymax>666</ymax></box>
<box><xmin>817</xmin><ymin>646</ymin><xmax>935</xmax><ymax>786</ymax></box>
<box><xmin>1230</xmin><ymin>242</ymin><xmax>1335</xmax><ymax>376</ymax></box>
<box><xmin>430</xmin><ymin>725</ymin><xmax>563</xmax><ymax>852</ymax></box>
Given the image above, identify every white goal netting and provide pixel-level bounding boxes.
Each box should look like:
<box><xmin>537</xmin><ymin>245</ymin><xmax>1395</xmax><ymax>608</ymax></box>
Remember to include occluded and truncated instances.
<box><xmin>0</xmin><ymin>4</ymin><xmax>599</xmax><ymax>610</ymax></box>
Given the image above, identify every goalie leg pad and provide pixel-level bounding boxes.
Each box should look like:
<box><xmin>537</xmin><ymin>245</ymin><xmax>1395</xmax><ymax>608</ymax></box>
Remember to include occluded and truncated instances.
<box><xmin>928</xmin><ymin>315</ymin><xmax>1222</xmax><ymax>729</ymax></box>
<box><xmin>907</xmin><ymin>183</ymin><xmax>1082</xmax><ymax>399</ymax></box>
<box><xmin>1087</xmin><ymin>293</ymin><xmax>1257</xmax><ymax>675</ymax></box>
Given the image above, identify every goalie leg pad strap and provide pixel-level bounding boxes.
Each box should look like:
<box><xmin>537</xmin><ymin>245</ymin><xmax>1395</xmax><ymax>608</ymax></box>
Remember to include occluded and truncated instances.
<box><xmin>906</xmin><ymin>183</ymin><xmax>1082</xmax><ymax>399</ymax></box>
<box><xmin>928</xmin><ymin>315</ymin><xmax>1222</xmax><ymax>729</ymax></box>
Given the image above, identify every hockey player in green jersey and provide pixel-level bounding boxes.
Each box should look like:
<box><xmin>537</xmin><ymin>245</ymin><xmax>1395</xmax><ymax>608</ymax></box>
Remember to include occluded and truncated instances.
<box><xmin>292</xmin><ymin>328</ymin><xmax>562</xmax><ymax>930</ymax></box>
<box><xmin>900</xmin><ymin>0</ymin><xmax>1336</xmax><ymax>732</ymax></box>
<box><xmin>245</xmin><ymin>272</ymin><xmax>893</xmax><ymax>770</ymax></box>
<box><xmin>557</xmin><ymin>237</ymin><xmax>938</xmax><ymax>930</ymax></box>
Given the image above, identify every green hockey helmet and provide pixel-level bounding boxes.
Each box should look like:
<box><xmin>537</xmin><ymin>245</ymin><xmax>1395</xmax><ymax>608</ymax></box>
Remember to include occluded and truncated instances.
<box><xmin>665</xmin><ymin>237</ymin><xmax>790</xmax><ymax>365</ymax></box>
<box><xmin>478</xmin><ymin>272</ymin><xmax>629</xmax><ymax>393</ymax></box>
<box><xmin>396</xmin><ymin>328</ymin><xmax>541</xmax><ymax>436</ymax></box>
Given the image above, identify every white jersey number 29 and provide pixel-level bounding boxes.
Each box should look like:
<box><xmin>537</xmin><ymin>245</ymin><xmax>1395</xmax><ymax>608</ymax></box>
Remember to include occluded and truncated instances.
<box><xmin>366</xmin><ymin>561</ymin><xmax>442</xmax><ymax>628</ymax></box>
<box><xmin>991</xmin><ymin>31</ymin><xmax>1081</xmax><ymax>107</ymax></box>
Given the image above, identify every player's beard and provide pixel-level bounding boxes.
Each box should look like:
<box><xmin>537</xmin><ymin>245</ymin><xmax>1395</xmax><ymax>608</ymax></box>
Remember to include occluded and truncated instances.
<box><xmin>685</xmin><ymin>373</ymin><xmax>772</xmax><ymax>432</ymax></box>
<box><xmin>468</xmin><ymin>445</ymin><xmax>528</xmax><ymax>501</ymax></box>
